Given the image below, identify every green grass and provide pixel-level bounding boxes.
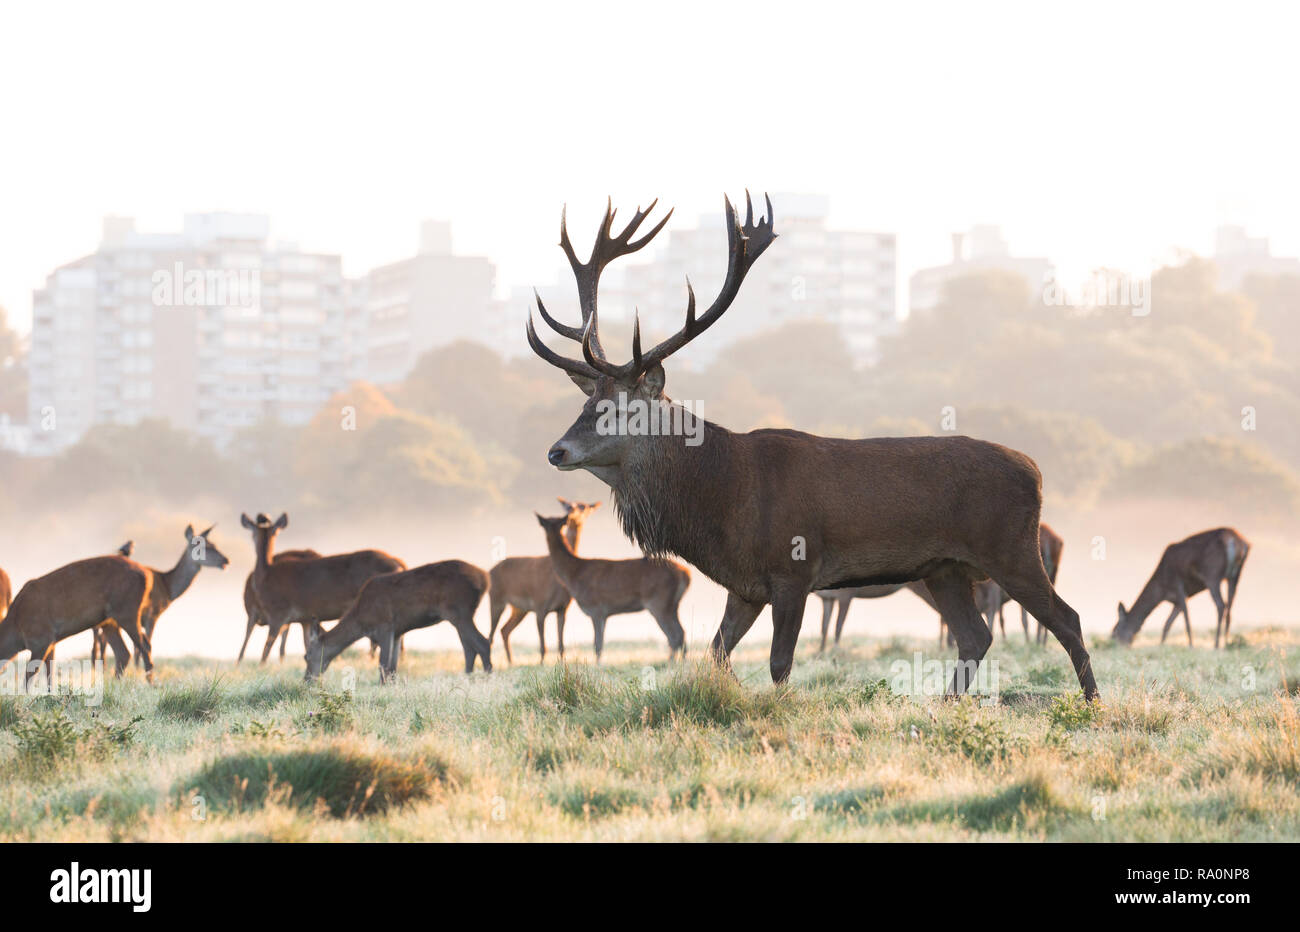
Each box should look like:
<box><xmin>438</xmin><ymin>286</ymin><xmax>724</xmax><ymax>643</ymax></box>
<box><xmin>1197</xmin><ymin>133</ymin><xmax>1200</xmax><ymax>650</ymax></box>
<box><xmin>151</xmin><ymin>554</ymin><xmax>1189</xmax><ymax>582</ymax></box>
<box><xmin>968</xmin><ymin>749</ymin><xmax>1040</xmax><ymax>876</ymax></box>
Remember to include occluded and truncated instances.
<box><xmin>0</xmin><ymin>626</ymin><xmax>1295</xmax><ymax>840</ymax></box>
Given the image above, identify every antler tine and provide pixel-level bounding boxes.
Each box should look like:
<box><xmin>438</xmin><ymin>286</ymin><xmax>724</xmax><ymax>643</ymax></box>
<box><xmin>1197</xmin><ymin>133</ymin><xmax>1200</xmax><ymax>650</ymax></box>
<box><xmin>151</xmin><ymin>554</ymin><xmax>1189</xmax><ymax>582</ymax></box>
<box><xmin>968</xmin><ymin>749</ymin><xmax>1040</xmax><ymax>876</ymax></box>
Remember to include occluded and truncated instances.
<box><xmin>526</xmin><ymin>310</ymin><xmax>601</xmax><ymax>380</ymax></box>
<box><xmin>629</xmin><ymin>192</ymin><xmax>778</xmax><ymax>377</ymax></box>
<box><xmin>535</xmin><ymin>290</ymin><xmax>585</xmax><ymax>342</ymax></box>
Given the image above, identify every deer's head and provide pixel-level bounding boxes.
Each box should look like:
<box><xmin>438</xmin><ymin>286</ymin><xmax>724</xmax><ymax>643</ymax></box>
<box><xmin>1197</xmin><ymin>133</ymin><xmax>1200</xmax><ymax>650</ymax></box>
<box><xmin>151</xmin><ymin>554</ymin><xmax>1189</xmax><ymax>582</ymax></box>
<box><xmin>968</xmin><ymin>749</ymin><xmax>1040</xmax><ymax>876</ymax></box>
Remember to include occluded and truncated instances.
<box><xmin>241</xmin><ymin>512</ymin><xmax>288</xmax><ymax>558</ymax></box>
<box><xmin>558</xmin><ymin>497</ymin><xmax>601</xmax><ymax>524</ymax></box>
<box><xmin>528</xmin><ymin>194</ymin><xmax>776</xmax><ymax>480</ymax></box>
<box><xmin>185</xmin><ymin>523</ymin><xmax>229</xmax><ymax>570</ymax></box>
<box><xmin>1112</xmin><ymin>601</ymin><xmax>1137</xmax><ymax>646</ymax></box>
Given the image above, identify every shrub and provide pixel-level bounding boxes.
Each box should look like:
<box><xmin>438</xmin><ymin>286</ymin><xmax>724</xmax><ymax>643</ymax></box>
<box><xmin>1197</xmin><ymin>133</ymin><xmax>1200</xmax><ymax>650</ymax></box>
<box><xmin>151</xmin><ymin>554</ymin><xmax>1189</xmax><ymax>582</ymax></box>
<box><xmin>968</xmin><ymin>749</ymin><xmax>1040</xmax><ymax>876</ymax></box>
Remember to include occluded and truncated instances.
<box><xmin>295</xmin><ymin>689</ymin><xmax>354</xmax><ymax>733</ymax></box>
<box><xmin>185</xmin><ymin>744</ymin><xmax>452</xmax><ymax>817</ymax></box>
<box><xmin>156</xmin><ymin>675</ymin><xmax>225</xmax><ymax>722</ymax></box>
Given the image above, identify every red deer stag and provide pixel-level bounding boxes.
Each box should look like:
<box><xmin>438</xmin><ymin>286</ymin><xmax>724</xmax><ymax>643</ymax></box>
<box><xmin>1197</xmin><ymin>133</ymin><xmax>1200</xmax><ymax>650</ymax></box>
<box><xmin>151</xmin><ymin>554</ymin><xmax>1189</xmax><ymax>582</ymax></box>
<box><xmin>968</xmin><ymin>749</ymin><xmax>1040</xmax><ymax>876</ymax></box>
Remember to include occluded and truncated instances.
<box><xmin>92</xmin><ymin>528</ymin><xmax>230</xmax><ymax>671</ymax></box>
<box><xmin>974</xmin><ymin>523</ymin><xmax>1064</xmax><ymax>645</ymax></box>
<box><xmin>0</xmin><ymin>555</ymin><xmax>152</xmax><ymax>687</ymax></box>
<box><xmin>488</xmin><ymin>498</ymin><xmax>601</xmax><ymax>664</ymax></box>
<box><xmin>304</xmin><ymin>560</ymin><xmax>491</xmax><ymax>682</ymax></box>
<box><xmin>237</xmin><ymin>546</ymin><xmax>322</xmax><ymax>664</ymax></box>
<box><xmin>240</xmin><ymin>513</ymin><xmax>406</xmax><ymax>653</ymax></box>
<box><xmin>526</xmin><ymin>194</ymin><xmax>1098</xmax><ymax>698</ymax></box>
<box><xmin>1113</xmin><ymin>527</ymin><xmax>1249</xmax><ymax>649</ymax></box>
<box><xmin>536</xmin><ymin>512</ymin><xmax>689</xmax><ymax>661</ymax></box>
<box><xmin>815</xmin><ymin>581</ymin><xmax>939</xmax><ymax>652</ymax></box>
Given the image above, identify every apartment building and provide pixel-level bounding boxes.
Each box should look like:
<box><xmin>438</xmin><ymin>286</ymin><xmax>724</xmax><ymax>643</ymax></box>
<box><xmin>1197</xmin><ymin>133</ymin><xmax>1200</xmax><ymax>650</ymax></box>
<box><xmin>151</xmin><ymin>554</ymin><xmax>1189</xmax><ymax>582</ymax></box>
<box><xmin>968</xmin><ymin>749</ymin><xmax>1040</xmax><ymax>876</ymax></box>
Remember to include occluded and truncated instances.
<box><xmin>909</xmin><ymin>225</ymin><xmax>1053</xmax><ymax>313</ymax></box>
<box><xmin>27</xmin><ymin>213</ymin><xmax>349</xmax><ymax>453</ymax></box>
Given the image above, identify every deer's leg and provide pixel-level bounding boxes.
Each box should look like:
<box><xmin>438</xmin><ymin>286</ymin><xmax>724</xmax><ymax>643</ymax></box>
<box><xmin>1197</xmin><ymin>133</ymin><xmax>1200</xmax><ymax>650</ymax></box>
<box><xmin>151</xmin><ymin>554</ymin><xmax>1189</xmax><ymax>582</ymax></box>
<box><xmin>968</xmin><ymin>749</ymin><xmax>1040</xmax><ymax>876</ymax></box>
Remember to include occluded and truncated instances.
<box><xmin>555</xmin><ymin>607</ymin><xmax>567</xmax><ymax>661</ymax></box>
<box><xmin>236</xmin><ymin>617</ymin><xmax>257</xmax><ymax>665</ymax></box>
<box><xmin>834</xmin><ymin>598</ymin><xmax>852</xmax><ymax>646</ymax></box>
<box><xmin>377</xmin><ymin>632</ymin><xmax>395</xmax><ymax>683</ymax></box>
<box><xmin>25</xmin><ymin>642</ymin><xmax>52</xmax><ymax>693</ymax></box>
<box><xmin>647</xmin><ymin>601</ymin><xmax>685</xmax><ymax>660</ymax></box>
<box><xmin>533</xmin><ymin>611</ymin><xmax>546</xmax><ymax>664</ymax></box>
<box><xmin>280</xmin><ymin>626</ymin><xmax>290</xmax><ymax>660</ymax></box>
<box><xmin>1021</xmin><ymin>603</ymin><xmax>1031</xmax><ymax>643</ymax></box>
<box><xmin>118</xmin><ymin>619</ymin><xmax>154</xmax><ymax>684</ymax></box>
<box><xmin>818</xmin><ymin>599</ymin><xmax>832</xmax><ymax>653</ymax></box>
<box><xmin>1159</xmin><ymin>602</ymin><xmax>1181</xmax><ymax>644</ymax></box>
<box><xmin>499</xmin><ymin>606</ymin><xmax>526</xmax><ymax>665</ymax></box>
<box><xmin>104</xmin><ymin>626</ymin><xmax>132</xmax><ymax>678</ymax></box>
<box><xmin>995</xmin><ymin>564</ymin><xmax>1098</xmax><ymax>701</ymax></box>
<box><xmin>769</xmin><ymin>583</ymin><xmax>810</xmax><ymax>684</ymax></box>
<box><xmin>260</xmin><ymin>624</ymin><xmax>282</xmax><ymax>664</ymax></box>
<box><xmin>997</xmin><ymin>599</ymin><xmax>1007</xmax><ymax>641</ymax></box>
<box><xmin>90</xmin><ymin>627</ymin><xmax>101</xmax><ymax>665</ymax></box>
<box><xmin>924</xmin><ymin>571</ymin><xmax>992</xmax><ymax>697</ymax></box>
<box><xmin>591</xmin><ymin>614</ymin><xmax>608</xmax><ymax>663</ymax></box>
<box><xmin>709</xmin><ymin>591</ymin><xmax>764</xmax><ymax>670</ymax></box>
<box><xmin>450</xmin><ymin>612</ymin><xmax>491</xmax><ymax>674</ymax></box>
<box><xmin>1205</xmin><ymin>582</ymin><xmax>1226</xmax><ymax>649</ymax></box>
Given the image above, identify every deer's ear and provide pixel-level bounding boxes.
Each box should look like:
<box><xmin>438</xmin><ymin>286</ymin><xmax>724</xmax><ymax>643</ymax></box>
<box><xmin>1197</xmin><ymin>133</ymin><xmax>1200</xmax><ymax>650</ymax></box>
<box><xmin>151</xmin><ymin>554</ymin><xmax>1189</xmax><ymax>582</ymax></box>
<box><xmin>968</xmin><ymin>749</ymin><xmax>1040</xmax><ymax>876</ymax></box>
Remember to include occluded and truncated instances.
<box><xmin>557</xmin><ymin>497</ymin><xmax>572</xmax><ymax>510</ymax></box>
<box><xmin>1116</xmin><ymin>601</ymin><xmax>1125</xmax><ymax>614</ymax></box>
<box><xmin>184</xmin><ymin>524</ymin><xmax>195</xmax><ymax>541</ymax></box>
<box><xmin>587</xmin><ymin>501</ymin><xmax>602</xmax><ymax>511</ymax></box>
<box><xmin>534</xmin><ymin>512</ymin><xmax>546</xmax><ymax>526</ymax></box>
<box><xmin>274</xmin><ymin>513</ymin><xmax>289</xmax><ymax>530</ymax></box>
<box><xmin>240</xmin><ymin>513</ymin><xmax>255</xmax><ymax>530</ymax></box>
<box><xmin>640</xmin><ymin>363</ymin><xmax>666</xmax><ymax>398</ymax></box>
<box><xmin>568</xmin><ymin>372</ymin><xmax>597</xmax><ymax>396</ymax></box>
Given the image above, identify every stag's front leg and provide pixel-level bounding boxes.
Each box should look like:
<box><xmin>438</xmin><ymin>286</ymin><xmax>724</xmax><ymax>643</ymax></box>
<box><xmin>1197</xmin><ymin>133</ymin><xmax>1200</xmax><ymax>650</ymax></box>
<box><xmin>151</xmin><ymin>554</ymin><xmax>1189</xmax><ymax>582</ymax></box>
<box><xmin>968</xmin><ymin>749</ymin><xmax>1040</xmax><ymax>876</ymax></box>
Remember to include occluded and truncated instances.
<box><xmin>769</xmin><ymin>584</ymin><xmax>810</xmax><ymax>684</ymax></box>
<box><xmin>708</xmin><ymin>591</ymin><xmax>764</xmax><ymax>671</ymax></box>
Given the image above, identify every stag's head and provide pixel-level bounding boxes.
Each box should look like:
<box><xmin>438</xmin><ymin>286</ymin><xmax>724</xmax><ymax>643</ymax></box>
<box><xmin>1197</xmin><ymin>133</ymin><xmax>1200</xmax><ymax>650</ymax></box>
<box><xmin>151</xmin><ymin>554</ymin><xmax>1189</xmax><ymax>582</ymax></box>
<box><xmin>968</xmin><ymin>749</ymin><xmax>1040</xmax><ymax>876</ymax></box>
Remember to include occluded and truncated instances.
<box><xmin>527</xmin><ymin>194</ymin><xmax>776</xmax><ymax>480</ymax></box>
<box><xmin>240</xmin><ymin>512</ymin><xmax>288</xmax><ymax>558</ymax></box>
<box><xmin>1112</xmin><ymin>601</ymin><xmax>1137</xmax><ymax>646</ymax></box>
<box><xmin>185</xmin><ymin>523</ymin><xmax>229</xmax><ymax>570</ymax></box>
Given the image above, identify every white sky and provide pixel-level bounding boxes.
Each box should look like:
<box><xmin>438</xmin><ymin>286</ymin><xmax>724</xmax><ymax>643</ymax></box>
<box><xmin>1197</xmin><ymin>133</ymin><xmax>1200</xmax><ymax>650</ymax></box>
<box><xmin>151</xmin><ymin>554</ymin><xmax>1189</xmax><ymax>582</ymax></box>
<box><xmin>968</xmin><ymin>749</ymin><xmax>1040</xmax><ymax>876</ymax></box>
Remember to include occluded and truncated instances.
<box><xmin>2</xmin><ymin>0</ymin><xmax>1298</xmax><ymax>331</ymax></box>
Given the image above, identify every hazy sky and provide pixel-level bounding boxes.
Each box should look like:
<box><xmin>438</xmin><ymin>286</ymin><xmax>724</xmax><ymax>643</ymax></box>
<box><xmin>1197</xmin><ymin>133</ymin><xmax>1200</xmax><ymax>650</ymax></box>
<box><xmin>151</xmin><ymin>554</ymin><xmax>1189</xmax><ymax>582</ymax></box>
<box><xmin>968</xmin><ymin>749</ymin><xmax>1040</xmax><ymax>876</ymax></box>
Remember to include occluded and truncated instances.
<box><xmin>2</xmin><ymin>1</ymin><xmax>1298</xmax><ymax>331</ymax></box>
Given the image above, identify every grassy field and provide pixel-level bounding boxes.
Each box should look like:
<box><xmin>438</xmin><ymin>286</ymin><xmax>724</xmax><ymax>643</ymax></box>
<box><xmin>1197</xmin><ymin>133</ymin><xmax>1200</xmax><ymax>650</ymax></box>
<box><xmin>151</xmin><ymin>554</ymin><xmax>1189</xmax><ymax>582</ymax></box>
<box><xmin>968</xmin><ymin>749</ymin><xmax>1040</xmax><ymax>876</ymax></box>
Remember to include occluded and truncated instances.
<box><xmin>0</xmin><ymin>626</ymin><xmax>1297</xmax><ymax>842</ymax></box>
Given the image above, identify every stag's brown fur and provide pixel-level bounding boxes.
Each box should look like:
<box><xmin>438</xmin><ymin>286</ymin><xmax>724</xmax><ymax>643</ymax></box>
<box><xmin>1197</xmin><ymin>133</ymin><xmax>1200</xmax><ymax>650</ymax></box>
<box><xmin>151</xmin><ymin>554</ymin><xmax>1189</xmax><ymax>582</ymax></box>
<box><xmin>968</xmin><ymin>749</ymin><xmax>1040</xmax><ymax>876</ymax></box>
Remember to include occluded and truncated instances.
<box><xmin>488</xmin><ymin>498</ymin><xmax>600</xmax><ymax>664</ymax></box>
<box><xmin>530</xmin><ymin>195</ymin><xmax>1097</xmax><ymax>698</ymax></box>
<box><xmin>537</xmin><ymin>513</ymin><xmax>689</xmax><ymax>661</ymax></box>
<box><xmin>1113</xmin><ymin>527</ymin><xmax>1249</xmax><ymax>649</ymax></box>
<box><xmin>0</xmin><ymin>556</ymin><xmax>153</xmax><ymax>687</ymax></box>
<box><xmin>305</xmin><ymin>560</ymin><xmax>491</xmax><ymax>681</ymax></box>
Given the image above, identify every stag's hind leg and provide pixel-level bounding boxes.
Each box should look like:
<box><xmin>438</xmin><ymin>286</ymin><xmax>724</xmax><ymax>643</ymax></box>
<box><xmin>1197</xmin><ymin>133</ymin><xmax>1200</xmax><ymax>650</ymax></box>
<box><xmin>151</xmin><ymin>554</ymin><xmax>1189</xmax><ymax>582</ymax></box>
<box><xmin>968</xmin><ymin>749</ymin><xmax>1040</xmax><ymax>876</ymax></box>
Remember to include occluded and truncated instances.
<box><xmin>994</xmin><ymin>562</ymin><xmax>1098</xmax><ymax>701</ymax></box>
<box><xmin>449</xmin><ymin>612</ymin><xmax>492</xmax><ymax>674</ymax></box>
<box><xmin>924</xmin><ymin>569</ymin><xmax>993</xmax><ymax>697</ymax></box>
<box><xmin>498</xmin><ymin>606</ymin><xmax>527</xmax><ymax>665</ymax></box>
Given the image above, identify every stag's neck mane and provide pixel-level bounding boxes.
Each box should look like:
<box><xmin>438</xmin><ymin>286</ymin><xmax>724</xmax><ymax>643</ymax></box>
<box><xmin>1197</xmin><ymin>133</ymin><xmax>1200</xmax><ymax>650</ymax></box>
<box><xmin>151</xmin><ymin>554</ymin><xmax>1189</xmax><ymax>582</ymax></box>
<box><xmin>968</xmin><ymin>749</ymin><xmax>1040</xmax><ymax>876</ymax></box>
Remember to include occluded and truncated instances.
<box><xmin>608</xmin><ymin>415</ymin><xmax>740</xmax><ymax>567</ymax></box>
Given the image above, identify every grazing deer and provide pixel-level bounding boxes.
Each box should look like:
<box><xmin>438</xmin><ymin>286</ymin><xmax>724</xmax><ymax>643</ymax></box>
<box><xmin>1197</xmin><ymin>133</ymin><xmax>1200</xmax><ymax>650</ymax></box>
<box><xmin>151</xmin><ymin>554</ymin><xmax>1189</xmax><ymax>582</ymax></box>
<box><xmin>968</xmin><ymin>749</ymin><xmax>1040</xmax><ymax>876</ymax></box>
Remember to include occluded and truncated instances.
<box><xmin>527</xmin><ymin>194</ymin><xmax>1097</xmax><ymax>698</ymax></box>
<box><xmin>975</xmin><ymin>524</ymin><xmax>1064</xmax><ymax>645</ymax></box>
<box><xmin>536</xmin><ymin>512</ymin><xmax>689</xmax><ymax>661</ymax></box>
<box><xmin>237</xmin><ymin>548</ymin><xmax>322</xmax><ymax>664</ymax></box>
<box><xmin>1113</xmin><ymin>527</ymin><xmax>1249</xmax><ymax>649</ymax></box>
<box><xmin>304</xmin><ymin>560</ymin><xmax>492</xmax><ymax>682</ymax></box>
<box><xmin>0</xmin><ymin>554</ymin><xmax>153</xmax><ymax>687</ymax></box>
<box><xmin>92</xmin><ymin>528</ymin><xmax>230</xmax><ymax>671</ymax></box>
<box><xmin>488</xmin><ymin>498</ymin><xmax>601</xmax><ymax>664</ymax></box>
<box><xmin>815</xmin><ymin>581</ymin><xmax>938</xmax><ymax>651</ymax></box>
<box><xmin>240</xmin><ymin>513</ymin><xmax>406</xmax><ymax>654</ymax></box>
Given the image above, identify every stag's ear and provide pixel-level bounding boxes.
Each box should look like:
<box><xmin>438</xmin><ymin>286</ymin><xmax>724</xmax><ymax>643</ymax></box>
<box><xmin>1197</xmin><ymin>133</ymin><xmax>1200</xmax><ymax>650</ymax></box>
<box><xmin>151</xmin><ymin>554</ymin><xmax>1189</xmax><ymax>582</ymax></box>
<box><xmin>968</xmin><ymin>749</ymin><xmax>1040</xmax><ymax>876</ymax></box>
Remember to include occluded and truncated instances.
<box><xmin>201</xmin><ymin>524</ymin><xmax>215</xmax><ymax>538</ymax></box>
<box><xmin>240</xmin><ymin>513</ymin><xmax>255</xmax><ymax>530</ymax></box>
<box><xmin>587</xmin><ymin>501</ymin><xmax>602</xmax><ymax>511</ymax></box>
<box><xmin>640</xmin><ymin>363</ymin><xmax>666</xmax><ymax>398</ymax></box>
<box><xmin>557</xmin><ymin>497</ymin><xmax>572</xmax><ymax>511</ymax></box>
<box><xmin>568</xmin><ymin>373</ymin><xmax>597</xmax><ymax>396</ymax></box>
<box><xmin>184</xmin><ymin>524</ymin><xmax>195</xmax><ymax>541</ymax></box>
<box><xmin>534</xmin><ymin>512</ymin><xmax>546</xmax><ymax>526</ymax></box>
<box><xmin>274</xmin><ymin>513</ymin><xmax>289</xmax><ymax>530</ymax></box>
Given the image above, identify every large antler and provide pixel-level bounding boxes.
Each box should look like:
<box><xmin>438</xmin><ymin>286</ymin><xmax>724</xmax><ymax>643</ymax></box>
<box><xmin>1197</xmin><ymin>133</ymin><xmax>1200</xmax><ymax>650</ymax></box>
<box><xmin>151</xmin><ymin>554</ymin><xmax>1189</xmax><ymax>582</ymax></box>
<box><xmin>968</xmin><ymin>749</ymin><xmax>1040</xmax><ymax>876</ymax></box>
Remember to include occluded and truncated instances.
<box><xmin>526</xmin><ymin>192</ymin><xmax>777</xmax><ymax>384</ymax></box>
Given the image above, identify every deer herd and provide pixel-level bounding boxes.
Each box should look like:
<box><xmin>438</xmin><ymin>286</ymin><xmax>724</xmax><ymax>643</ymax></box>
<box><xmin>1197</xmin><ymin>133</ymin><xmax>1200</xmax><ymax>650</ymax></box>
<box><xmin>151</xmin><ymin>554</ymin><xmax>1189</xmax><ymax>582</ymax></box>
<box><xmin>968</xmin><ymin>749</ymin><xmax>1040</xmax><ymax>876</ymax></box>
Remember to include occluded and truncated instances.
<box><xmin>0</xmin><ymin>195</ymin><xmax>1259</xmax><ymax>703</ymax></box>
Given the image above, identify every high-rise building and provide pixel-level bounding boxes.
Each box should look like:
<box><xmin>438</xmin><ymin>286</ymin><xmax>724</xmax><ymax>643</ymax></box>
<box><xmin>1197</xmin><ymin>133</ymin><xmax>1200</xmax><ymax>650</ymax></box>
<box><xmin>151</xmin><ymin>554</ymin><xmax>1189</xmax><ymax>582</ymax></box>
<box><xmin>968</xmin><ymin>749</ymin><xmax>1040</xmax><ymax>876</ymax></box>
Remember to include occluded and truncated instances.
<box><xmin>362</xmin><ymin>222</ymin><xmax>499</xmax><ymax>384</ymax></box>
<box><xmin>608</xmin><ymin>194</ymin><xmax>897</xmax><ymax>365</ymax></box>
<box><xmin>909</xmin><ymin>225</ymin><xmax>1052</xmax><ymax>313</ymax></box>
<box><xmin>1213</xmin><ymin>225</ymin><xmax>1300</xmax><ymax>290</ymax></box>
<box><xmin>27</xmin><ymin>213</ymin><xmax>349</xmax><ymax>453</ymax></box>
